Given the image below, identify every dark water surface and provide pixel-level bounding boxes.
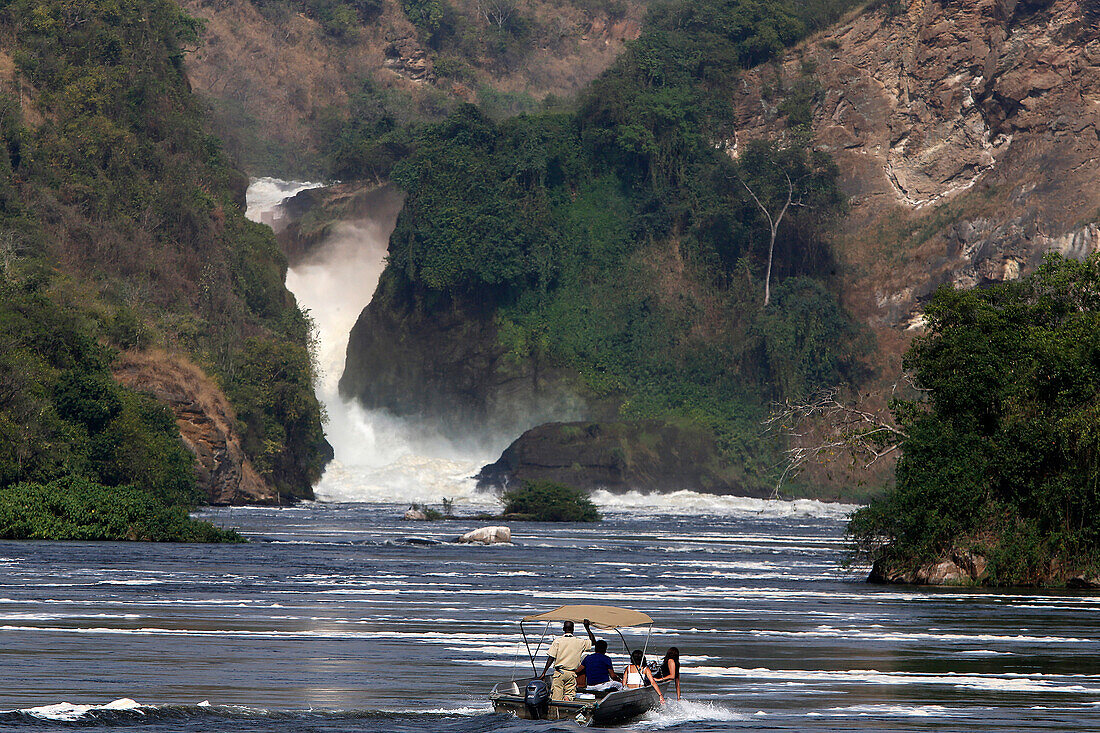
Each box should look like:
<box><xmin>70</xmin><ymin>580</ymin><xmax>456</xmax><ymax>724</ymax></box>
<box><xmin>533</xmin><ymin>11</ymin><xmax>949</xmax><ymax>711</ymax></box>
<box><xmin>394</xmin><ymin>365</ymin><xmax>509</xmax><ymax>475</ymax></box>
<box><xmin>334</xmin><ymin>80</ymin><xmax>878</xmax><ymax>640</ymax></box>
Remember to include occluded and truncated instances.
<box><xmin>2</xmin><ymin>503</ymin><xmax>1100</xmax><ymax>732</ymax></box>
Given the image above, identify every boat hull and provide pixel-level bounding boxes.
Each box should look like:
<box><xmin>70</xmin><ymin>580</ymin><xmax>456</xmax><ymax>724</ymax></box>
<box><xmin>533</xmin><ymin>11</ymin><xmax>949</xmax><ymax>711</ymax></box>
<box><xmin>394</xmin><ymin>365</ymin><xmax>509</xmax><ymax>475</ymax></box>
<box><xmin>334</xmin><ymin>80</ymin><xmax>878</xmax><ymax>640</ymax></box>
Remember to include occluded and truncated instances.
<box><xmin>489</xmin><ymin>679</ymin><xmax>663</xmax><ymax>726</ymax></box>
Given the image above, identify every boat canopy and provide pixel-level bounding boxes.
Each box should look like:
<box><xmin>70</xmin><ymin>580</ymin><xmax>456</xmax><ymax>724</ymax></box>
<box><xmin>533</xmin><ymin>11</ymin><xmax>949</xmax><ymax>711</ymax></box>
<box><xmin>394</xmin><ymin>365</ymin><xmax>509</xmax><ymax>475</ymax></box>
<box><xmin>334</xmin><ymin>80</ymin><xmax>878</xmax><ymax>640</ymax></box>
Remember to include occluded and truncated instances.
<box><xmin>522</xmin><ymin>605</ymin><xmax>653</xmax><ymax>629</ymax></box>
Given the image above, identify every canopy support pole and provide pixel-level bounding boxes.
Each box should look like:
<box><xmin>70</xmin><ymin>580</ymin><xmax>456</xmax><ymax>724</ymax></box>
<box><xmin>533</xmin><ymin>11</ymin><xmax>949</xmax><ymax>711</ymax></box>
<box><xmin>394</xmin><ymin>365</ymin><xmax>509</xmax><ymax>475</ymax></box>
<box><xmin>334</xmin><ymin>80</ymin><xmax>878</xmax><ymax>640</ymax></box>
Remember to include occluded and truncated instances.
<box><xmin>614</xmin><ymin>628</ymin><xmax>632</xmax><ymax>656</ymax></box>
<box><xmin>640</xmin><ymin>624</ymin><xmax>653</xmax><ymax>663</ymax></box>
<box><xmin>520</xmin><ymin>621</ymin><xmax>538</xmax><ymax>677</ymax></box>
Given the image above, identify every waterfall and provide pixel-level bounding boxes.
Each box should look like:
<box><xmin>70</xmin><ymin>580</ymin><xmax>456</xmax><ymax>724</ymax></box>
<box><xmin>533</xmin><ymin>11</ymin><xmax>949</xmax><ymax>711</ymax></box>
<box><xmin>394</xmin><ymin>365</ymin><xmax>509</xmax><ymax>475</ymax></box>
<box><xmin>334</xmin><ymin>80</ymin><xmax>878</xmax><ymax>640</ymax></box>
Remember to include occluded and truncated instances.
<box><xmin>243</xmin><ymin>179</ymin><xmax>854</xmax><ymax>516</ymax></box>
<box><xmin>245</xmin><ymin>179</ymin><xmax>495</xmax><ymax>507</ymax></box>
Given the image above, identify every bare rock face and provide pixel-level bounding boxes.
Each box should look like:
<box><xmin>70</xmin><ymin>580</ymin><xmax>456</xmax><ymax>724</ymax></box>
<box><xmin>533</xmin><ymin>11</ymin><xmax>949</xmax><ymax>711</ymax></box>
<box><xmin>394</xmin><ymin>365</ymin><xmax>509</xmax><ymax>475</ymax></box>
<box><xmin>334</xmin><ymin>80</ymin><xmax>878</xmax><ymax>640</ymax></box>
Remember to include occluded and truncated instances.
<box><xmin>730</xmin><ymin>0</ymin><xmax>1100</xmax><ymax>325</ymax></box>
<box><xmin>383</xmin><ymin>33</ymin><xmax>435</xmax><ymax>84</ymax></box>
<box><xmin>276</xmin><ymin>182</ymin><xmax>405</xmax><ymax>266</ymax></box>
<box><xmin>340</xmin><ymin>284</ymin><xmax>588</xmax><ymax>449</ymax></box>
<box><xmin>112</xmin><ymin>351</ymin><xmax>283</xmax><ymax>505</ymax></box>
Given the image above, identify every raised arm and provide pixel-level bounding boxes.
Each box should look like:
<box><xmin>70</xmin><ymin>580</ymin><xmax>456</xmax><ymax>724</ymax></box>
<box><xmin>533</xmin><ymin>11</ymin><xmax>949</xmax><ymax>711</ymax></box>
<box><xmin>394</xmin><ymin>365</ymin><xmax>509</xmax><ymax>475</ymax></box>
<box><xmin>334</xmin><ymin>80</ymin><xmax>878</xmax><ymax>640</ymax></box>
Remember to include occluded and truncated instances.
<box><xmin>583</xmin><ymin>618</ymin><xmax>596</xmax><ymax>645</ymax></box>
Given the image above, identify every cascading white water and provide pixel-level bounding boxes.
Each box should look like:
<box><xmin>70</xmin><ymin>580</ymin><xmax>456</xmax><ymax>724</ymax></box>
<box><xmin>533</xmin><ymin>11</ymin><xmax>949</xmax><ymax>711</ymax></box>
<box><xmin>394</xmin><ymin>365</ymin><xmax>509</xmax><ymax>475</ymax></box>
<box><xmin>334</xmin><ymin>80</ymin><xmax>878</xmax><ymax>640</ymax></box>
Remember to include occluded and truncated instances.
<box><xmin>244</xmin><ymin>178</ymin><xmax>857</xmax><ymax>517</ymax></box>
<box><xmin>246</xmin><ymin>179</ymin><xmax>496</xmax><ymax>507</ymax></box>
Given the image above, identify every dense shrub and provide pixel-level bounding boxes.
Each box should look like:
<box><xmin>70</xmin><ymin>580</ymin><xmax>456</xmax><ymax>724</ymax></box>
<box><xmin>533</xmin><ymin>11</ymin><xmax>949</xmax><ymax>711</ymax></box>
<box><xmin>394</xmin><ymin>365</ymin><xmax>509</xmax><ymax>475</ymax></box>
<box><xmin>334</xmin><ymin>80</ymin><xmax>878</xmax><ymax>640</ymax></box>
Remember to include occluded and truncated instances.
<box><xmin>849</xmin><ymin>255</ymin><xmax>1100</xmax><ymax>583</ymax></box>
<box><xmin>0</xmin><ymin>478</ymin><xmax>242</xmax><ymax>542</ymax></box>
<box><xmin>502</xmin><ymin>481</ymin><xmax>601</xmax><ymax>522</ymax></box>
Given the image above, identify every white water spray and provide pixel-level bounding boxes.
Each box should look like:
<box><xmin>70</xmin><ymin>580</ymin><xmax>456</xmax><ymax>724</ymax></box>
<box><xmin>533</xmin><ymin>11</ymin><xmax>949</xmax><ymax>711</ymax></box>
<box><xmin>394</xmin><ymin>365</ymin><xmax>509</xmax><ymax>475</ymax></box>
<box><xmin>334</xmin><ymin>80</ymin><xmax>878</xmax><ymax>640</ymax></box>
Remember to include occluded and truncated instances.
<box><xmin>246</xmin><ymin>180</ymin><xmax>495</xmax><ymax>507</ymax></box>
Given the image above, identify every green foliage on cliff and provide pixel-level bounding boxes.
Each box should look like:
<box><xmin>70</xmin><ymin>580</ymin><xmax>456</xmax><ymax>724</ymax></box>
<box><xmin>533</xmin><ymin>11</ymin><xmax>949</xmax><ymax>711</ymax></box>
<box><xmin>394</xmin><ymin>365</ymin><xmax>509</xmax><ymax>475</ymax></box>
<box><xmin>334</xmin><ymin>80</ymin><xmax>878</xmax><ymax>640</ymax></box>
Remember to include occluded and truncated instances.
<box><xmin>372</xmin><ymin>0</ymin><xmax>868</xmax><ymax>494</ymax></box>
<box><xmin>0</xmin><ymin>0</ymin><xmax>330</xmax><ymax>535</ymax></box>
<box><xmin>0</xmin><ymin>282</ymin><xmax>197</xmax><ymax>502</ymax></box>
<box><xmin>253</xmin><ymin>0</ymin><xmax>383</xmax><ymax>36</ymax></box>
<box><xmin>502</xmin><ymin>480</ymin><xmax>601</xmax><ymax>522</ymax></box>
<box><xmin>849</xmin><ymin>255</ymin><xmax>1100</xmax><ymax>584</ymax></box>
<box><xmin>0</xmin><ymin>478</ymin><xmax>241</xmax><ymax>542</ymax></box>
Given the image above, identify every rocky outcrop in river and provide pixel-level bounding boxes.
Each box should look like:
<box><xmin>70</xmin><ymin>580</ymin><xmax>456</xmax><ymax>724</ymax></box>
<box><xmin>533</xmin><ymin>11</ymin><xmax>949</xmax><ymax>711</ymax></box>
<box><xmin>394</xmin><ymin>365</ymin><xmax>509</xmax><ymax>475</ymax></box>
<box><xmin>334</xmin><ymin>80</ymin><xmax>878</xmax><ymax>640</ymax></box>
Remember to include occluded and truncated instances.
<box><xmin>476</xmin><ymin>420</ymin><xmax>762</xmax><ymax>496</ymax></box>
<box><xmin>339</xmin><ymin>281</ymin><xmax>587</xmax><ymax>446</ymax></box>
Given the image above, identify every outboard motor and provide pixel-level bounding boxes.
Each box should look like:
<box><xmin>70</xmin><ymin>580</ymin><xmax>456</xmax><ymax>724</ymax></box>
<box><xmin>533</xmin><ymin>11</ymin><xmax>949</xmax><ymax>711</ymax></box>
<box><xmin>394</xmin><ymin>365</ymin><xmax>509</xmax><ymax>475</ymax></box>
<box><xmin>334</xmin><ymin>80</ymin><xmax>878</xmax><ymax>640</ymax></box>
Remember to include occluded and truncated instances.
<box><xmin>524</xmin><ymin>679</ymin><xmax>551</xmax><ymax>719</ymax></box>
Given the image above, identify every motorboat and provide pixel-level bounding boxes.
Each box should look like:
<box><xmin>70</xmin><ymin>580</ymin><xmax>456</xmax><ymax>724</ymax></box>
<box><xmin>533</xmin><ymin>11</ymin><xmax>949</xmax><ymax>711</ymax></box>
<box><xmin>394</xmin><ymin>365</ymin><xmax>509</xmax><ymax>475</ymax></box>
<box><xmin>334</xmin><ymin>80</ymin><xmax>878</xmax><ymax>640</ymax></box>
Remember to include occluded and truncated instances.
<box><xmin>489</xmin><ymin>604</ymin><xmax>668</xmax><ymax>726</ymax></box>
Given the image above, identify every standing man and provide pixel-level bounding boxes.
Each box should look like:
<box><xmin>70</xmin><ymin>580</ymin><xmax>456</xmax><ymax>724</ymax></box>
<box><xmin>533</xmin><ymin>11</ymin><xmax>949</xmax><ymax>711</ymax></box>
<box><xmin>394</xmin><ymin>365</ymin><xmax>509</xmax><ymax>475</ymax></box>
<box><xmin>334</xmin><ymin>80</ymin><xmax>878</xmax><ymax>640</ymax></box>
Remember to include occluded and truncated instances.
<box><xmin>540</xmin><ymin>619</ymin><xmax>596</xmax><ymax>701</ymax></box>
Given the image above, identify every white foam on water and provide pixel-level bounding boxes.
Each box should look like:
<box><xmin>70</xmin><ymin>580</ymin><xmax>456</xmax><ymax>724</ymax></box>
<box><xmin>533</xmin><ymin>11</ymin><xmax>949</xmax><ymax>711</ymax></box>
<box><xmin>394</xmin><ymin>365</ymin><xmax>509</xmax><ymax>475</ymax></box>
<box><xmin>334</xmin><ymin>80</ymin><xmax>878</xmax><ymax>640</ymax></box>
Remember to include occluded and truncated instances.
<box><xmin>816</xmin><ymin>704</ymin><xmax>952</xmax><ymax>717</ymax></box>
<box><xmin>244</xmin><ymin>178</ymin><xmax>324</xmax><ymax>223</ymax></box>
<box><xmin>409</xmin><ymin>705</ymin><xmax>492</xmax><ymax>715</ymax></box>
<box><xmin>637</xmin><ymin>699</ymin><xmax>747</xmax><ymax>728</ymax></box>
<box><xmin>592</xmin><ymin>490</ymin><xmax>859</xmax><ymax>519</ymax></box>
<box><xmin>689</xmin><ymin>666</ymin><xmax>1100</xmax><ymax>694</ymax></box>
<box><xmin>742</xmin><ymin>624</ymin><xmax>1092</xmax><ymax>645</ymax></box>
<box><xmin>18</xmin><ymin>698</ymin><xmax>143</xmax><ymax>721</ymax></box>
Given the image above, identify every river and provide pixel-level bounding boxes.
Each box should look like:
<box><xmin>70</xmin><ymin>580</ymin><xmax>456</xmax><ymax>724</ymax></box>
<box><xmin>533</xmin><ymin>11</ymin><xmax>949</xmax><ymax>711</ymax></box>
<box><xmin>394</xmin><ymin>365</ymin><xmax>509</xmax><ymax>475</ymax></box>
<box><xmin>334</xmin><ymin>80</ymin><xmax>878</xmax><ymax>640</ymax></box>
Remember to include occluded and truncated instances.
<box><xmin>3</xmin><ymin>503</ymin><xmax>1100</xmax><ymax>732</ymax></box>
<box><xmin>2</xmin><ymin>181</ymin><xmax>1098</xmax><ymax>732</ymax></box>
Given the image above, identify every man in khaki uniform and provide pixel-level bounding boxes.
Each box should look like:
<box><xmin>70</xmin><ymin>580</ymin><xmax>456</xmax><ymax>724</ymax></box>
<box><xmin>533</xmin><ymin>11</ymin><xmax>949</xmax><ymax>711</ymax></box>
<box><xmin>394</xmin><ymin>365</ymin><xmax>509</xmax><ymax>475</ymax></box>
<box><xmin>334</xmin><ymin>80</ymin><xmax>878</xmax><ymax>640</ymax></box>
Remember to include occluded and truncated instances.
<box><xmin>540</xmin><ymin>619</ymin><xmax>597</xmax><ymax>701</ymax></box>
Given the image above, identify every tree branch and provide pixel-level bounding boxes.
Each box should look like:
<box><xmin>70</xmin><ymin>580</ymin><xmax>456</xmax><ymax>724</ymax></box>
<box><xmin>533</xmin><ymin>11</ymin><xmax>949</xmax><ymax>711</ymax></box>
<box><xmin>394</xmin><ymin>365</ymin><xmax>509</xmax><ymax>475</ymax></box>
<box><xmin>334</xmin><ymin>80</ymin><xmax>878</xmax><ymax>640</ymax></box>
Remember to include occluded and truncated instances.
<box><xmin>764</xmin><ymin>383</ymin><xmax>916</xmax><ymax>495</ymax></box>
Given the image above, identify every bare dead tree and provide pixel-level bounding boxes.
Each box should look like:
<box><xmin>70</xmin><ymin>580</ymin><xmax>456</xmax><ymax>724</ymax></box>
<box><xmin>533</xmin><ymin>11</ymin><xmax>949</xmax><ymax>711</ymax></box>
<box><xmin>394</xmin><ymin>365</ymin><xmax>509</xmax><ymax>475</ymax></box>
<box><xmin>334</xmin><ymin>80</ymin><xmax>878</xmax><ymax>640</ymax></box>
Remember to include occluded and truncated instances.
<box><xmin>477</xmin><ymin>0</ymin><xmax>517</xmax><ymax>28</ymax></box>
<box><xmin>738</xmin><ymin>172</ymin><xmax>801</xmax><ymax>307</ymax></box>
<box><xmin>764</xmin><ymin>382</ymin><xmax>920</xmax><ymax>496</ymax></box>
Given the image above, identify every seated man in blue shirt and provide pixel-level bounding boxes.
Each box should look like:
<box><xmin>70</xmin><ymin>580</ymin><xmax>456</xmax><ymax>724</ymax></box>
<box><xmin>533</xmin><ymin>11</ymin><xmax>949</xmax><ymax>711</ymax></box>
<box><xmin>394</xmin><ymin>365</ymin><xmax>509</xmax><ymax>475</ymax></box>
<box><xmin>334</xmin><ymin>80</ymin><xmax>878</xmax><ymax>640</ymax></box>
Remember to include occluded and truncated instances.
<box><xmin>576</xmin><ymin>640</ymin><xmax>622</xmax><ymax>693</ymax></box>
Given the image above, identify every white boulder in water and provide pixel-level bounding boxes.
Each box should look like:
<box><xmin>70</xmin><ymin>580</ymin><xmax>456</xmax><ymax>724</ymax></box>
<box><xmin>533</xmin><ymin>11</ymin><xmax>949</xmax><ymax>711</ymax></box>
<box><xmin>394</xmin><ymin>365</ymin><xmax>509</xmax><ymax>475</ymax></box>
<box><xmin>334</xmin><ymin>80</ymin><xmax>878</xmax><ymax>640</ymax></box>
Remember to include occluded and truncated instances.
<box><xmin>457</xmin><ymin>526</ymin><xmax>511</xmax><ymax>544</ymax></box>
<box><xmin>404</xmin><ymin>508</ymin><xmax>428</xmax><ymax>520</ymax></box>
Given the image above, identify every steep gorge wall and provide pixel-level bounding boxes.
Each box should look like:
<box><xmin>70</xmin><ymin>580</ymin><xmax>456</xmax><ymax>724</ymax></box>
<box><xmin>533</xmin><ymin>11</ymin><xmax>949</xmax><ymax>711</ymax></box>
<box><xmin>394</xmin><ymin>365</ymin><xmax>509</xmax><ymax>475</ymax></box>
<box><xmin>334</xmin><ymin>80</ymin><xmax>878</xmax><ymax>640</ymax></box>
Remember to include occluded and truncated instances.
<box><xmin>181</xmin><ymin>0</ymin><xmax>643</xmax><ymax>173</ymax></box>
<box><xmin>730</xmin><ymin>0</ymin><xmax>1100</xmax><ymax>329</ymax></box>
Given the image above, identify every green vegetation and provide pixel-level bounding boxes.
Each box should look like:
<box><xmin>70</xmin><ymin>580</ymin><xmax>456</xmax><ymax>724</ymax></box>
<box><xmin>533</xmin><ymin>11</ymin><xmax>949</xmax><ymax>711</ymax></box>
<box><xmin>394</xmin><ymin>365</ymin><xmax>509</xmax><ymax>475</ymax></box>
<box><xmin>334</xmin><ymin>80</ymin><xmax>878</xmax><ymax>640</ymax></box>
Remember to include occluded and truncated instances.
<box><xmin>849</xmin><ymin>255</ymin><xmax>1100</xmax><ymax>585</ymax></box>
<box><xmin>502</xmin><ymin>481</ymin><xmax>601</xmax><ymax>522</ymax></box>
<box><xmin>0</xmin><ymin>0</ymin><xmax>331</xmax><ymax>538</ymax></box>
<box><xmin>253</xmin><ymin>0</ymin><xmax>384</xmax><ymax>37</ymax></box>
<box><xmin>356</xmin><ymin>0</ymin><xmax>870</xmax><ymax>495</ymax></box>
<box><xmin>0</xmin><ymin>478</ymin><xmax>241</xmax><ymax>542</ymax></box>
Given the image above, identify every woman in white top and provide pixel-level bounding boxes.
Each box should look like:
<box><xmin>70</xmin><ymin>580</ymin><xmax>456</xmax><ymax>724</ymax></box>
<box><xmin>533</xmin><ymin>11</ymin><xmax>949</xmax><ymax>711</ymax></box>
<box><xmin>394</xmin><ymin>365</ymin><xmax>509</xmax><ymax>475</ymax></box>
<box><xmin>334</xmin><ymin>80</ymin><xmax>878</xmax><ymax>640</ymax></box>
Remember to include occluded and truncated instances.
<box><xmin>622</xmin><ymin>650</ymin><xmax>664</xmax><ymax>704</ymax></box>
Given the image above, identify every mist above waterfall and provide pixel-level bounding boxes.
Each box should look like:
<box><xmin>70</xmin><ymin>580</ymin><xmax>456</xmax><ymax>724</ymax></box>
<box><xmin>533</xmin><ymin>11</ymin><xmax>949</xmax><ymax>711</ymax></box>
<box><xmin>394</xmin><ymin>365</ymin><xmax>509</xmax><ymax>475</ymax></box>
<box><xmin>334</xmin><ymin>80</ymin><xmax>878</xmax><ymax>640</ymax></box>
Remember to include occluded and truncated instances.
<box><xmin>247</xmin><ymin>180</ymin><xmax>498</xmax><ymax>506</ymax></box>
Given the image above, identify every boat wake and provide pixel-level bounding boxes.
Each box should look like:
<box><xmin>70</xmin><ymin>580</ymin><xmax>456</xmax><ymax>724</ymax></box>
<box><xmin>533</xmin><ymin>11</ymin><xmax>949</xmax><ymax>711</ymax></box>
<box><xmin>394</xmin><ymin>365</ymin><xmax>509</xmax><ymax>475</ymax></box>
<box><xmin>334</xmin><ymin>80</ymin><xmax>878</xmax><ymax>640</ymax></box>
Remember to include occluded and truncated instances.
<box><xmin>636</xmin><ymin>699</ymin><xmax>748</xmax><ymax>728</ymax></box>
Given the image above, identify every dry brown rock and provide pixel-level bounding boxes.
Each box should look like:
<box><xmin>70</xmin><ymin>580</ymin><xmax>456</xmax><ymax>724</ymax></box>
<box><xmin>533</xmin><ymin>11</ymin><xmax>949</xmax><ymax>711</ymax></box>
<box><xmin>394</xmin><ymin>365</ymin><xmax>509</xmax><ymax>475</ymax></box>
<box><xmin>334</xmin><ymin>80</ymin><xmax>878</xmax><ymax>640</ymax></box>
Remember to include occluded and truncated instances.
<box><xmin>112</xmin><ymin>350</ymin><xmax>281</xmax><ymax>505</ymax></box>
<box><xmin>729</xmin><ymin>0</ymin><xmax>1100</xmax><ymax>327</ymax></box>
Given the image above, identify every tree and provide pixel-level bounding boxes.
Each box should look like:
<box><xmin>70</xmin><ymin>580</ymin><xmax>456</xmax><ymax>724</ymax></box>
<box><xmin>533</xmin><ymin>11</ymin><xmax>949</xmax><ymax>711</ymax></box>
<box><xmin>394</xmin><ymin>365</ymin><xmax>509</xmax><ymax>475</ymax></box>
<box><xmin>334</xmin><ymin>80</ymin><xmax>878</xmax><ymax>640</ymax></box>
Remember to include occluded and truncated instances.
<box><xmin>847</xmin><ymin>254</ymin><xmax>1100</xmax><ymax>583</ymax></box>
<box><xmin>476</xmin><ymin>0</ymin><xmax>516</xmax><ymax>27</ymax></box>
<box><xmin>732</xmin><ymin>140</ymin><xmax>844</xmax><ymax>305</ymax></box>
<box><xmin>765</xmin><ymin>382</ymin><xmax>910</xmax><ymax>495</ymax></box>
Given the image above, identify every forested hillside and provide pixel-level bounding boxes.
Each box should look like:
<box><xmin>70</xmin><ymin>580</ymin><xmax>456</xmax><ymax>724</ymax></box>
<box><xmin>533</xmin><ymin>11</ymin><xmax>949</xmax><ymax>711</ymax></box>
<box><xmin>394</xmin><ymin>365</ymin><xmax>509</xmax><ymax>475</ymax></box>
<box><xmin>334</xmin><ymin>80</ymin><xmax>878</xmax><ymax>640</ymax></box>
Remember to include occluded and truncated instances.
<box><xmin>342</xmin><ymin>0</ymin><xmax>877</xmax><ymax>498</ymax></box>
<box><xmin>0</xmin><ymin>0</ymin><xmax>330</xmax><ymax>538</ymax></box>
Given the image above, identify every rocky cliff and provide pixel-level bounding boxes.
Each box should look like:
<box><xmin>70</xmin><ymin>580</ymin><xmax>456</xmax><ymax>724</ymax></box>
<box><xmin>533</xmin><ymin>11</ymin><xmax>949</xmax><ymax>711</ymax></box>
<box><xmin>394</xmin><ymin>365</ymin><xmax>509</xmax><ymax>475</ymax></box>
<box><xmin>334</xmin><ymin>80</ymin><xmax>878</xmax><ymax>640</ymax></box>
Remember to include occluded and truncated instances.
<box><xmin>730</xmin><ymin>0</ymin><xmax>1100</xmax><ymax>328</ymax></box>
<box><xmin>112</xmin><ymin>351</ymin><xmax>285</xmax><ymax>505</ymax></box>
<box><xmin>476</xmin><ymin>420</ymin><xmax>767</xmax><ymax>496</ymax></box>
<box><xmin>276</xmin><ymin>182</ymin><xmax>405</xmax><ymax>265</ymax></box>
<box><xmin>339</xmin><ymin>278</ymin><xmax>589</xmax><ymax>447</ymax></box>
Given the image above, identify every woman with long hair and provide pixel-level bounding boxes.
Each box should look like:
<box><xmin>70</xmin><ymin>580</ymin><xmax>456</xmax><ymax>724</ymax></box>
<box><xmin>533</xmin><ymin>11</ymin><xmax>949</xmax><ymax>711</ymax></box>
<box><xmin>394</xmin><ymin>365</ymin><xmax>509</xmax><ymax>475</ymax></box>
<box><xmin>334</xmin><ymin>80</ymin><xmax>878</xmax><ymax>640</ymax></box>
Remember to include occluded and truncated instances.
<box><xmin>623</xmin><ymin>649</ymin><xmax>664</xmax><ymax>704</ymax></box>
<box><xmin>652</xmin><ymin>647</ymin><xmax>681</xmax><ymax>700</ymax></box>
